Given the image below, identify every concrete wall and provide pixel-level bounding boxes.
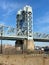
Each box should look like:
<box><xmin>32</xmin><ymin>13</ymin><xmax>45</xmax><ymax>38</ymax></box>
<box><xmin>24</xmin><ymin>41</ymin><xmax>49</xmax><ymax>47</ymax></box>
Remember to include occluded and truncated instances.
<box><xmin>23</xmin><ymin>40</ymin><xmax>34</xmax><ymax>52</ymax></box>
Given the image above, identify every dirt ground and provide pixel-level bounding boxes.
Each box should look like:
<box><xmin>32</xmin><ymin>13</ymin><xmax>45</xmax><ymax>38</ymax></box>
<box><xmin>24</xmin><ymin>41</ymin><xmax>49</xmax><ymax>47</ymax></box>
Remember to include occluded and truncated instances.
<box><xmin>0</xmin><ymin>54</ymin><xmax>49</xmax><ymax>65</ymax></box>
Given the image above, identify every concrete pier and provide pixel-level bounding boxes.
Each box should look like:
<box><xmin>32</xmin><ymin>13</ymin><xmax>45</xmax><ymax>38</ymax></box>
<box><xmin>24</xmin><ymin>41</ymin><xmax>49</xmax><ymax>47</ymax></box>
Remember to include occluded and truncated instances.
<box><xmin>23</xmin><ymin>40</ymin><xmax>34</xmax><ymax>52</ymax></box>
<box><xmin>15</xmin><ymin>40</ymin><xmax>34</xmax><ymax>53</ymax></box>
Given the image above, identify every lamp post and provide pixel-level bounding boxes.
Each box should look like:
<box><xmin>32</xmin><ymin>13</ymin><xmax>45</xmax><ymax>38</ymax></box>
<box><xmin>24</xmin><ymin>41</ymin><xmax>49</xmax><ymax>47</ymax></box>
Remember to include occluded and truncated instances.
<box><xmin>0</xmin><ymin>26</ymin><xmax>3</xmax><ymax>54</ymax></box>
<box><xmin>1</xmin><ymin>32</ymin><xmax>2</xmax><ymax>54</ymax></box>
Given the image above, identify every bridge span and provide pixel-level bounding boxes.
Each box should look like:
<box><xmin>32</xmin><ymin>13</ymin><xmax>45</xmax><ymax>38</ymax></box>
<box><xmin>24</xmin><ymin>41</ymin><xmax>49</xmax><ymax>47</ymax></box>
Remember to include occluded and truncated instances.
<box><xmin>0</xmin><ymin>34</ymin><xmax>49</xmax><ymax>42</ymax></box>
<box><xmin>0</xmin><ymin>5</ymin><xmax>49</xmax><ymax>52</ymax></box>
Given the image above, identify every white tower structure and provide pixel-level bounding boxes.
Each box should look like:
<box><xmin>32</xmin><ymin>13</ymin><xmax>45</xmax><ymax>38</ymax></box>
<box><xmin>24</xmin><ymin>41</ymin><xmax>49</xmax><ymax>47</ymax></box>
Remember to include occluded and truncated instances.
<box><xmin>16</xmin><ymin>5</ymin><xmax>34</xmax><ymax>52</ymax></box>
<box><xmin>16</xmin><ymin>5</ymin><xmax>33</xmax><ymax>40</ymax></box>
<box><xmin>23</xmin><ymin>5</ymin><xmax>33</xmax><ymax>40</ymax></box>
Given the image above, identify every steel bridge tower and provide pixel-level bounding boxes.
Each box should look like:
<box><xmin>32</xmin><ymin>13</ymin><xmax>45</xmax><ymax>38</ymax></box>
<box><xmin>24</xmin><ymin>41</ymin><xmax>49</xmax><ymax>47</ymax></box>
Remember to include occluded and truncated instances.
<box><xmin>15</xmin><ymin>5</ymin><xmax>34</xmax><ymax>53</ymax></box>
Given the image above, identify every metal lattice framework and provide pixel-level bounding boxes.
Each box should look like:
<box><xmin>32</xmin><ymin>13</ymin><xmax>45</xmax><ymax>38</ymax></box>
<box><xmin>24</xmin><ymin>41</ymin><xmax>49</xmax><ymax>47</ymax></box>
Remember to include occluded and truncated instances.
<box><xmin>16</xmin><ymin>5</ymin><xmax>33</xmax><ymax>40</ymax></box>
<box><xmin>0</xmin><ymin>24</ymin><xmax>16</xmax><ymax>36</ymax></box>
<box><xmin>0</xmin><ymin>24</ymin><xmax>49</xmax><ymax>42</ymax></box>
<box><xmin>33</xmin><ymin>32</ymin><xmax>49</xmax><ymax>42</ymax></box>
<box><xmin>34</xmin><ymin>32</ymin><xmax>49</xmax><ymax>38</ymax></box>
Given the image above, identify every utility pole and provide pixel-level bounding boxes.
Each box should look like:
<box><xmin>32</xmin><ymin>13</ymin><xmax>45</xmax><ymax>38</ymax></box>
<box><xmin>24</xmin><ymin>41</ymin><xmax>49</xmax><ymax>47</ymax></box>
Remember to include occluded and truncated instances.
<box><xmin>1</xmin><ymin>32</ymin><xmax>2</xmax><ymax>54</ymax></box>
<box><xmin>0</xmin><ymin>26</ymin><xmax>3</xmax><ymax>54</ymax></box>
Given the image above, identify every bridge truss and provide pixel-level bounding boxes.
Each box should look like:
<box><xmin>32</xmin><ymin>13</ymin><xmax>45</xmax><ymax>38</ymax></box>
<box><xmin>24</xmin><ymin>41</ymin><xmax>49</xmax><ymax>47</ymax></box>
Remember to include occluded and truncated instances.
<box><xmin>0</xmin><ymin>24</ymin><xmax>49</xmax><ymax>42</ymax></box>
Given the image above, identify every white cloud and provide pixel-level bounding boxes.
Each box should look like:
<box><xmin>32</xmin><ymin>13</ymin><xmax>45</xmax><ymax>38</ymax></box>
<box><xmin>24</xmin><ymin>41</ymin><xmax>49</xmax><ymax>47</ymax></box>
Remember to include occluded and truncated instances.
<box><xmin>0</xmin><ymin>1</ymin><xmax>25</xmax><ymax>17</ymax></box>
<box><xmin>0</xmin><ymin>21</ymin><xmax>5</xmax><ymax>25</ymax></box>
<box><xmin>35</xmin><ymin>12</ymin><xmax>49</xmax><ymax>25</ymax></box>
<box><xmin>0</xmin><ymin>1</ymin><xmax>26</xmax><ymax>25</ymax></box>
<box><xmin>34</xmin><ymin>12</ymin><xmax>49</xmax><ymax>33</ymax></box>
<box><xmin>0</xmin><ymin>2</ymin><xmax>21</xmax><ymax>10</ymax></box>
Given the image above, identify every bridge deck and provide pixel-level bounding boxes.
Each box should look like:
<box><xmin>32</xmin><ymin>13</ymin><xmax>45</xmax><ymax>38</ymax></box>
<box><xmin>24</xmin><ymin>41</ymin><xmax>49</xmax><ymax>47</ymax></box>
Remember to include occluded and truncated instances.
<box><xmin>0</xmin><ymin>36</ymin><xmax>27</xmax><ymax>40</ymax></box>
<box><xmin>0</xmin><ymin>35</ymin><xmax>49</xmax><ymax>42</ymax></box>
<box><xmin>34</xmin><ymin>38</ymin><xmax>49</xmax><ymax>42</ymax></box>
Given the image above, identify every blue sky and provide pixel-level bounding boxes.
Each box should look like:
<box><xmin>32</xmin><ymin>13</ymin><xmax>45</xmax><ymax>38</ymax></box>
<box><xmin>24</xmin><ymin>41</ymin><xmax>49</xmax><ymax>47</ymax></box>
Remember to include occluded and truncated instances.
<box><xmin>0</xmin><ymin>0</ymin><xmax>49</xmax><ymax>46</ymax></box>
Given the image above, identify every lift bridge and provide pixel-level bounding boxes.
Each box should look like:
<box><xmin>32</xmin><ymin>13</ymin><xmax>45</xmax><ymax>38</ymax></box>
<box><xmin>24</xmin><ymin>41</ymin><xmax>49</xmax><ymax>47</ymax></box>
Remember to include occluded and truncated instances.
<box><xmin>0</xmin><ymin>5</ymin><xmax>49</xmax><ymax>51</ymax></box>
<box><xmin>0</xmin><ymin>5</ymin><xmax>49</xmax><ymax>42</ymax></box>
<box><xmin>0</xmin><ymin>24</ymin><xmax>49</xmax><ymax>42</ymax></box>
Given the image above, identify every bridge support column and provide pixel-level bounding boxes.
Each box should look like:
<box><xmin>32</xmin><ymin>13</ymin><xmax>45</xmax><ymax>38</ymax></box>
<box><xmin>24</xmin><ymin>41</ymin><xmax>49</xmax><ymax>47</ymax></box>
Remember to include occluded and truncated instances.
<box><xmin>15</xmin><ymin>39</ymin><xmax>34</xmax><ymax>53</ymax></box>
<box><xmin>23</xmin><ymin>40</ymin><xmax>34</xmax><ymax>53</ymax></box>
<box><xmin>15</xmin><ymin>40</ymin><xmax>23</xmax><ymax>53</ymax></box>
